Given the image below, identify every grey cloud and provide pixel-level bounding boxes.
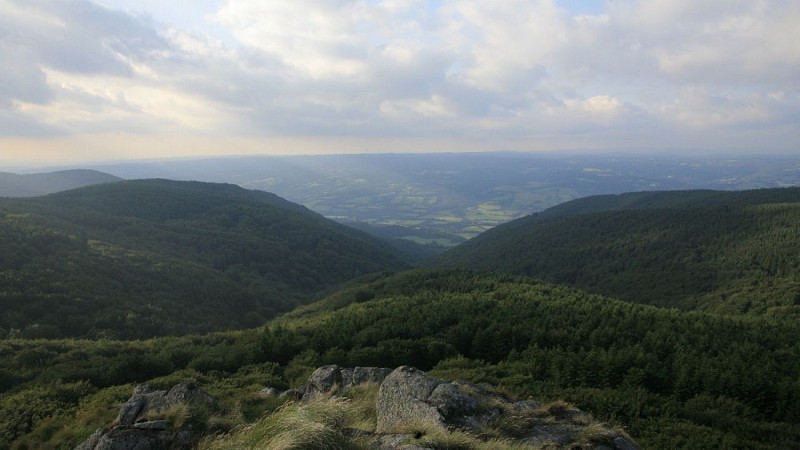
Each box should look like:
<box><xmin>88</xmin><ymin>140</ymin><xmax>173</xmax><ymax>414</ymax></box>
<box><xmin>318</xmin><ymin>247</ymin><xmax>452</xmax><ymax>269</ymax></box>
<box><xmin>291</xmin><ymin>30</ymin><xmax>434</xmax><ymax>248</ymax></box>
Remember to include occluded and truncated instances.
<box><xmin>0</xmin><ymin>0</ymin><xmax>169</xmax><ymax>87</ymax></box>
<box><xmin>1</xmin><ymin>0</ymin><xmax>798</xmax><ymax>153</ymax></box>
<box><xmin>0</xmin><ymin>40</ymin><xmax>53</xmax><ymax>106</ymax></box>
<box><xmin>33</xmin><ymin>0</ymin><xmax>166</xmax><ymax>75</ymax></box>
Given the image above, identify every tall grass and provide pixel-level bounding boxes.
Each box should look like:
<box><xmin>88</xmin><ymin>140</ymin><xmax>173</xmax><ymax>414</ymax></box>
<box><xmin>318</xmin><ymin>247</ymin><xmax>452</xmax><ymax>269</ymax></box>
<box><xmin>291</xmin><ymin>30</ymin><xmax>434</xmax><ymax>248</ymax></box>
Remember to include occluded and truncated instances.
<box><xmin>200</xmin><ymin>397</ymin><xmax>361</xmax><ymax>450</ymax></box>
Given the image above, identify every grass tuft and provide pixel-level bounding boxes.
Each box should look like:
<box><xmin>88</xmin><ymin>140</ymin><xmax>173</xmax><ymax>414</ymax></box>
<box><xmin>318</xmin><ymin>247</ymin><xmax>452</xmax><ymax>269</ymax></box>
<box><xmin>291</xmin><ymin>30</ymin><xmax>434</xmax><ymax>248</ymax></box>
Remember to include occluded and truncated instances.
<box><xmin>200</xmin><ymin>396</ymin><xmax>361</xmax><ymax>450</ymax></box>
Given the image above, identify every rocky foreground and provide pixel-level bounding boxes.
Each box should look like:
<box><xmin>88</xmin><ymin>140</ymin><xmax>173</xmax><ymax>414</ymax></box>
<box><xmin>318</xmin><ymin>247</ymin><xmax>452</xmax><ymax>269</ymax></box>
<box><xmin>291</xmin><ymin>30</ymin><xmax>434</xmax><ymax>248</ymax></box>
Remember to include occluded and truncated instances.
<box><xmin>77</xmin><ymin>365</ymin><xmax>639</xmax><ymax>450</ymax></box>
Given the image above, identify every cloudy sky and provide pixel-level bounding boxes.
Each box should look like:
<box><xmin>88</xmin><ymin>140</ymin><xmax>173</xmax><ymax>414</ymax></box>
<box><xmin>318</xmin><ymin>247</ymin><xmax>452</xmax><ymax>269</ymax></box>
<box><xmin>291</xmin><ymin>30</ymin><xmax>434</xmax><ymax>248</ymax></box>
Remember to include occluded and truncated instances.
<box><xmin>1</xmin><ymin>0</ymin><xmax>798</xmax><ymax>166</ymax></box>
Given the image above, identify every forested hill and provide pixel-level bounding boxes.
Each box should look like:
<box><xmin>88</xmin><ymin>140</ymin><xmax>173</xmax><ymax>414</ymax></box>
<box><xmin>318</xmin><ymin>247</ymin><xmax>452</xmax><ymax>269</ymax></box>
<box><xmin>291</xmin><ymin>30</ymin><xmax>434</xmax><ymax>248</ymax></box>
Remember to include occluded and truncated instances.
<box><xmin>433</xmin><ymin>187</ymin><xmax>800</xmax><ymax>314</ymax></box>
<box><xmin>0</xmin><ymin>179</ymin><xmax>407</xmax><ymax>339</ymax></box>
<box><xmin>0</xmin><ymin>169</ymin><xmax>121</xmax><ymax>197</ymax></box>
<box><xmin>535</xmin><ymin>187</ymin><xmax>800</xmax><ymax>220</ymax></box>
<box><xmin>260</xmin><ymin>270</ymin><xmax>800</xmax><ymax>448</ymax></box>
<box><xmin>2</xmin><ymin>270</ymin><xmax>798</xmax><ymax>448</ymax></box>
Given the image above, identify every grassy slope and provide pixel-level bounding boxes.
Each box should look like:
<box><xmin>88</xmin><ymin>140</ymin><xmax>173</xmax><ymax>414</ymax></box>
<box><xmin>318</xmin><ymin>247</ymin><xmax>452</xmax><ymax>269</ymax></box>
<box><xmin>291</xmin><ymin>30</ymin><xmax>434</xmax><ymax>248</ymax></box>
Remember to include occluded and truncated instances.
<box><xmin>433</xmin><ymin>187</ymin><xmax>800</xmax><ymax>314</ymax></box>
<box><xmin>0</xmin><ymin>179</ymin><xmax>407</xmax><ymax>339</ymax></box>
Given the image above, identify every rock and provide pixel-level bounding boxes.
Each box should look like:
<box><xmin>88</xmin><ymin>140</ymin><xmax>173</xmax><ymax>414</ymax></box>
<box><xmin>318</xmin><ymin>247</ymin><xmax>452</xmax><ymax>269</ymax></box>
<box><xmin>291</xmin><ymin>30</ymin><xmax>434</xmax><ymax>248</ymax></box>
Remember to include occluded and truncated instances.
<box><xmin>92</xmin><ymin>427</ymin><xmax>169</xmax><ymax>450</ymax></box>
<box><xmin>259</xmin><ymin>387</ymin><xmax>279</xmax><ymax>395</ymax></box>
<box><xmin>280</xmin><ymin>388</ymin><xmax>304</xmax><ymax>400</ymax></box>
<box><xmin>132</xmin><ymin>420</ymin><xmax>168</xmax><ymax>430</ymax></box>
<box><xmin>520</xmin><ymin>423</ymin><xmax>583</xmax><ymax>446</ymax></box>
<box><xmin>375</xmin><ymin>366</ymin><xmax>447</xmax><ymax>433</ymax></box>
<box><xmin>613</xmin><ymin>436</ymin><xmax>641</xmax><ymax>450</ymax></box>
<box><xmin>302</xmin><ymin>365</ymin><xmax>394</xmax><ymax>400</ymax></box>
<box><xmin>512</xmin><ymin>400</ymin><xmax>541</xmax><ymax>411</ymax></box>
<box><xmin>375</xmin><ymin>366</ymin><xmax>510</xmax><ymax>434</ymax></box>
<box><xmin>341</xmin><ymin>368</ymin><xmax>354</xmax><ymax>387</ymax></box>
<box><xmin>117</xmin><ymin>399</ymin><xmax>147</xmax><ymax>426</ymax></box>
<box><xmin>133</xmin><ymin>384</ymin><xmax>155</xmax><ymax>396</ymax></box>
<box><xmin>353</xmin><ymin>366</ymin><xmax>392</xmax><ymax>385</ymax></box>
<box><xmin>370</xmin><ymin>366</ymin><xmax>642</xmax><ymax>450</ymax></box>
<box><xmin>165</xmin><ymin>382</ymin><xmax>214</xmax><ymax>407</ymax></box>
<box><xmin>74</xmin><ymin>428</ymin><xmax>106</xmax><ymax>450</ymax></box>
<box><xmin>78</xmin><ymin>382</ymin><xmax>215</xmax><ymax>450</ymax></box>
<box><xmin>307</xmin><ymin>365</ymin><xmax>343</xmax><ymax>393</ymax></box>
<box><xmin>116</xmin><ymin>382</ymin><xmax>215</xmax><ymax>426</ymax></box>
<box><xmin>428</xmin><ymin>383</ymin><xmax>480</xmax><ymax>421</ymax></box>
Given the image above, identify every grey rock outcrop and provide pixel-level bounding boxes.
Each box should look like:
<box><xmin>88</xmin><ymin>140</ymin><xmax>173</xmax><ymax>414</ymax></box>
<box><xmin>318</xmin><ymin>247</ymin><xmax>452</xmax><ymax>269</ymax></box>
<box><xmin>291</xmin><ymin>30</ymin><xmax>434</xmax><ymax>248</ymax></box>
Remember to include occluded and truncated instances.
<box><xmin>76</xmin><ymin>382</ymin><xmax>215</xmax><ymax>450</ymax></box>
<box><xmin>78</xmin><ymin>366</ymin><xmax>639</xmax><ymax>450</ymax></box>
<box><xmin>375</xmin><ymin>366</ymin><xmax>448</xmax><ymax>433</ymax></box>
<box><xmin>372</xmin><ymin>366</ymin><xmax>639</xmax><ymax>450</ymax></box>
<box><xmin>301</xmin><ymin>365</ymin><xmax>393</xmax><ymax>400</ymax></box>
<box><xmin>92</xmin><ymin>427</ymin><xmax>169</xmax><ymax>450</ymax></box>
<box><xmin>375</xmin><ymin>366</ymin><xmax>505</xmax><ymax>434</ymax></box>
<box><xmin>307</xmin><ymin>365</ymin><xmax>343</xmax><ymax>394</ymax></box>
<box><xmin>117</xmin><ymin>382</ymin><xmax>214</xmax><ymax>426</ymax></box>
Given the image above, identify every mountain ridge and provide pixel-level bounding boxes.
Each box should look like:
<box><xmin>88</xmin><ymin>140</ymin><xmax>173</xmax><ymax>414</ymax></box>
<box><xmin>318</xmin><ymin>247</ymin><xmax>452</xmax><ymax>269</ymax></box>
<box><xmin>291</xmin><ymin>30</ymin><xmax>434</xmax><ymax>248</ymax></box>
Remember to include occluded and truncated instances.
<box><xmin>0</xmin><ymin>169</ymin><xmax>121</xmax><ymax>197</ymax></box>
<box><xmin>0</xmin><ymin>179</ymin><xmax>407</xmax><ymax>339</ymax></box>
<box><xmin>433</xmin><ymin>187</ymin><xmax>800</xmax><ymax>314</ymax></box>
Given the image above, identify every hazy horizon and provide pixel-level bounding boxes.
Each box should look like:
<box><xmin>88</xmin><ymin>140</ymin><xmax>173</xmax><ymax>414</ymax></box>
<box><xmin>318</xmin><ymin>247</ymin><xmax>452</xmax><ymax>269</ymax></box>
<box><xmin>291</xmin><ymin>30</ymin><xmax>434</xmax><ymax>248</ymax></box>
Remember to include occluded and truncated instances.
<box><xmin>5</xmin><ymin>149</ymin><xmax>800</xmax><ymax>174</ymax></box>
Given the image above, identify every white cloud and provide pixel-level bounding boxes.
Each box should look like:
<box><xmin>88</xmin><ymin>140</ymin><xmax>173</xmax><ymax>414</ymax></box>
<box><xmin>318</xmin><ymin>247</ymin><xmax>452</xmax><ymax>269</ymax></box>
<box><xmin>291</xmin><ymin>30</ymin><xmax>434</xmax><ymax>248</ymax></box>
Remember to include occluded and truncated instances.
<box><xmin>0</xmin><ymin>0</ymin><xmax>798</xmax><ymax>160</ymax></box>
<box><xmin>215</xmin><ymin>0</ymin><xmax>371</xmax><ymax>79</ymax></box>
<box><xmin>439</xmin><ymin>0</ymin><xmax>569</xmax><ymax>91</ymax></box>
<box><xmin>608</xmin><ymin>0</ymin><xmax>800</xmax><ymax>82</ymax></box>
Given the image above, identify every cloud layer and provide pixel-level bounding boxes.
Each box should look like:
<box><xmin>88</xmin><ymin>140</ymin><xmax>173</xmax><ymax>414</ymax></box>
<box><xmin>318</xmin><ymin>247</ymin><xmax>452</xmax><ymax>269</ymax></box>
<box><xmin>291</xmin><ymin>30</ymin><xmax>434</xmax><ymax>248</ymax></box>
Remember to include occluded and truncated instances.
<box><xmin>1</xmin><ymin>0</ymin><xmax>798</xmax><ymax>162</ymax></box>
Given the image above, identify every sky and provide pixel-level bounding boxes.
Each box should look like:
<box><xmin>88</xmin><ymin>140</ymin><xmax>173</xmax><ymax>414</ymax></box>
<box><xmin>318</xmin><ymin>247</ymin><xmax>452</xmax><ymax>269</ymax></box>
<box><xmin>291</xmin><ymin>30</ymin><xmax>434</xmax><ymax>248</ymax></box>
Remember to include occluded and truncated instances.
<box><xmin>1</xmin><ymin>0</ymin><xmax>798</xmax><ymax>167</ymax></box>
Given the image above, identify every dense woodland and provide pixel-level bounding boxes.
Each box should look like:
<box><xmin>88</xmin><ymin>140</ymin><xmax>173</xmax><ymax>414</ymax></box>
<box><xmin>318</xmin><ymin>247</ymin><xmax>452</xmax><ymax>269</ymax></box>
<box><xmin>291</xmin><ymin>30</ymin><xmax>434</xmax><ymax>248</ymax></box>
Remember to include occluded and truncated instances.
<box><xmin>1</xmin><ymin>270</ymin><xmax>798</xmax><ymax>448</ymax></box>
<box><xmin>434</xmin><ymin>188</ymin><xmax>800</xmax><ymax>315</ymax></box>
<box><xmin>0</xmin><ymin>182</ymin><xmax>799</xmax><ymax>449</ymax></box>
<box><xmin>0</xmin><ymin>180</ymin><xmax>406</xmax><ymax>339</ymax></box>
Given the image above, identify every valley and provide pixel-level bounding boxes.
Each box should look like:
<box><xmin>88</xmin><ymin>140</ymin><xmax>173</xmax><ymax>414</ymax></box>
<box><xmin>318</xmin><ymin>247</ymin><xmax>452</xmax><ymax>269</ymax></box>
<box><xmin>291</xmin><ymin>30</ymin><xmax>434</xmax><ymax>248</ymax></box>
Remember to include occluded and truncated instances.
<box><xmin>3</xmin><ymin>1</ymin><xmax>796</xmax><ymax>448</ymax></box>
<box><xmin>84</xmin><ymin>153</ymin><xmax>800</xmax><ymax>245</ymax></box>
<box><xmin>0</xmin><ymin>166</ymin><xmax>798</xmax><ymax>449</ymax></box>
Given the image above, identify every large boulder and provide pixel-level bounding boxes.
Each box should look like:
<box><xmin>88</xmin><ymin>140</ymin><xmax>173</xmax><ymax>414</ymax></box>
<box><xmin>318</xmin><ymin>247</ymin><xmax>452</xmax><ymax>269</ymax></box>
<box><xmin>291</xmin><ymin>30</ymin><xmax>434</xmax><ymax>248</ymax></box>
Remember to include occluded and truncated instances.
<box><xmin>116</xmin><ymin>382</ymin><xmax>214</xmax><ymax>426</ymax></box>
<box><xmin>375</xmin><ymin>366</ymin><xmax>447</xmax><ymax>433</ymax></box>
<box><xmin>76</xmin><ymin>382</ymin><xmax>215</xmax><ymax>450</ymax></box>
<box><xmin>375</xmin><ymin>366</ymin><xmax>502</xmax><ymax>434</ymax></box>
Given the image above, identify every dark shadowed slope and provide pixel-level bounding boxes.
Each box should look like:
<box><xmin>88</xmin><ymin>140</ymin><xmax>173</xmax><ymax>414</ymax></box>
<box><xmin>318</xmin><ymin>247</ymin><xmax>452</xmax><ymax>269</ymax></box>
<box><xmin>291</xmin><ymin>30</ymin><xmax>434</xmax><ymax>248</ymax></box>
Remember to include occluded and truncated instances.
<box><xmin>433</xmin><ymin>187</ymin><xmax>800</xmax><ymax>314</ymax></box>
<box><xmin>0</xmin><ymin>179</ymin><xmax>407</xmax><ymax>339</ymax></box>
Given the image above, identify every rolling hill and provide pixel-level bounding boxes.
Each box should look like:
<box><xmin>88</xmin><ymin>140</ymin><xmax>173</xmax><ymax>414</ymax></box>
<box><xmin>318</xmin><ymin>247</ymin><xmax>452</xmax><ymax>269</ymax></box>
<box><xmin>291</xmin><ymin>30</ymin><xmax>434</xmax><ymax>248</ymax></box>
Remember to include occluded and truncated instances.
<box><xmin>433</xmin><ymin>187</ymin><xmax>800</xmax><ymax>314</ymax></box>
<box><xmin>262</xmin><ymin>269</ymin><xmax>800</xmax><ymax>448</ymax></box>
<box><xmin>92</xmin><ymin>153</ymin><xmax>800</xmax><ymax>243</ymax></box>
<box><xmin>3</xmin><ymin>183</ymin><xmax>800</xmax><ymax>449</ymax></box>
<box><xmin>0</xmin><ymin>169</ymin><xmax>121</xmax><ymax>197</ymax></box>
<box><xmin>0</xmin><ymin>179</ymin><xmax>407</xmax><ymax>339</ymax></box>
